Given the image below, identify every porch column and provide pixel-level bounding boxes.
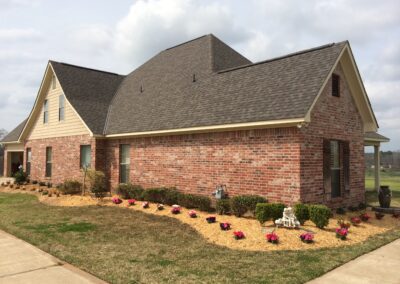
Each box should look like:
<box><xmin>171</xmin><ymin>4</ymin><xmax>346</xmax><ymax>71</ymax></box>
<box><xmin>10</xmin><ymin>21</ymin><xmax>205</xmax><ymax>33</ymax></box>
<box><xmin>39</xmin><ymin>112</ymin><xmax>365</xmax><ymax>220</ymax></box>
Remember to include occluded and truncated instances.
<box><xmin>374</xmin><ymin>144</ymin><xmax>380</xmax><ymax>192</ymax></box>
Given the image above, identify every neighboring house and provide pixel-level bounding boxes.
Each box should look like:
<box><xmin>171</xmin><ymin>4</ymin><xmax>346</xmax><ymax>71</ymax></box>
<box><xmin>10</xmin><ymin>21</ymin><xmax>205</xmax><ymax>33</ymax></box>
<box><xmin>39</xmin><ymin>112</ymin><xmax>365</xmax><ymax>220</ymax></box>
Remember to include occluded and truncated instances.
<box><xmin>1</xmin><ymin>34</ymin><xmax>389</xmax><ymax>207</ymax></box>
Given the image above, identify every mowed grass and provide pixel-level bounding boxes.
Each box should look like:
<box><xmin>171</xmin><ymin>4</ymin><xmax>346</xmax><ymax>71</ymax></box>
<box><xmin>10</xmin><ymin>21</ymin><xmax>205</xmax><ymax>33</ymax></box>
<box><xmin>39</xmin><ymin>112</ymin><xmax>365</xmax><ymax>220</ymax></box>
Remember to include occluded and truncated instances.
<box><xmin>365</xmin><ymin>169</ymin><xmax>400</xmax><ymax>207</ymax></box>
<box><xmin>1</xmin><ymin>193</ymin><xmax>400</xmax><ymax>284</ymax></box>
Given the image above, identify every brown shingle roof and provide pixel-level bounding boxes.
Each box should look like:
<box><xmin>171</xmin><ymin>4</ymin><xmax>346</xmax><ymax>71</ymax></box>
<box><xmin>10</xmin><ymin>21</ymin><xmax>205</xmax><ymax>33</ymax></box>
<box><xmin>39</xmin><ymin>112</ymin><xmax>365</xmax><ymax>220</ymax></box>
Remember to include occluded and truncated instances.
<box><xmin>50</xmin><ymin>61</ymin><xmax>125</xmax><ymax>135</ymax></box>
<box><xmin>364</xmin><ymin>132</ymin><xmax>390</xmax><ymax>142</ymax></box>
<box><xmin>1</xmin><ymin>119</ymin><xmax>27</xmax><ymax>142</ymax></box>
<box><xmin>105</xmin><ymin>35</ymin><xmax>347</xmax><ymax>135</ymax></box>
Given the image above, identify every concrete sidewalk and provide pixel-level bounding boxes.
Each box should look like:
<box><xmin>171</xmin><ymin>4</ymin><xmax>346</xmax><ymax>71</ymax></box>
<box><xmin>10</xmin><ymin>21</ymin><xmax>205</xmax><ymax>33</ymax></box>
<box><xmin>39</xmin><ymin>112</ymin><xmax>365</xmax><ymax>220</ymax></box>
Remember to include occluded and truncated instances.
<box><xmin>308</xmin><ymin>238</ymin><xmax>400</xmax><ymax>284</ymax></box>
<box><xmin>0</xmin><ymin>230</ymin><xmax>107</xmax><ymax>284</ymax></box>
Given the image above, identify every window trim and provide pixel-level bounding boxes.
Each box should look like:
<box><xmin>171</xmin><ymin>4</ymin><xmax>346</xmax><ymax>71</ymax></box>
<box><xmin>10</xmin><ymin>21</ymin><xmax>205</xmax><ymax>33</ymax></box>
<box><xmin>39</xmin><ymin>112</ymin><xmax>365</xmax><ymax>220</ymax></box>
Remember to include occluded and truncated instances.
<box><xmin>43</xmin><ymin>99</ymin><xmax>49</xmax><ymax>124</ymax></box>
<box><xmin>119</xmin><ymin>144</ymin><xmax>130</xmax><ymax>184</ymax></box>
<box><xmin>332</xmin><ymin>73</ymin><xmax>340</xmax><ymax>97</ymax></box>
<box><xmin>59</xmin><ymin>94</ymin><xmax>65</xmax><ymax>121</ymax></box>
<box><xmin>80</xmin><ymin>145</ymin><xmax>91</xmax><ymax>169</ymax></box>
<box><xmin>45</xmin><ymin>147</ymin><xmax>52</xmax><ymax>177</ymax></box>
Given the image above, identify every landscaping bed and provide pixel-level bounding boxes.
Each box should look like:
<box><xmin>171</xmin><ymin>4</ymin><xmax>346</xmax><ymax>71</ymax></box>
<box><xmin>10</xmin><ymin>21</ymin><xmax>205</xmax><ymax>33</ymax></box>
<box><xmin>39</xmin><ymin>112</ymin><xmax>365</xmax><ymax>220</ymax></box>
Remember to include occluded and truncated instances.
<box><xmin>1</xmin><ymin>184</ymin><xmax>399</xmax><ymax>251</ymax></box>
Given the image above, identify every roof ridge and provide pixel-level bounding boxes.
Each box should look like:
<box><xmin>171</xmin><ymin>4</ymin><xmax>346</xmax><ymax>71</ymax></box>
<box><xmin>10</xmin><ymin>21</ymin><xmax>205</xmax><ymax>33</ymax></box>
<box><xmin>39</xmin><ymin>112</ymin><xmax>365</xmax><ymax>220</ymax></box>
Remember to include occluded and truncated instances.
<box><xmin>164</xmin><ymin>34</ymin><xmax>211</xmax><ymax>51</ymax></box>
<box><xmin>218</xmin><ymin>41</ymin><xmax>348</xmax><ymax>74</ymax></box>
<box><xmin>49</xmin><ymin>60</ymin><xmax>123</xmax><ymax>76</ymax></box>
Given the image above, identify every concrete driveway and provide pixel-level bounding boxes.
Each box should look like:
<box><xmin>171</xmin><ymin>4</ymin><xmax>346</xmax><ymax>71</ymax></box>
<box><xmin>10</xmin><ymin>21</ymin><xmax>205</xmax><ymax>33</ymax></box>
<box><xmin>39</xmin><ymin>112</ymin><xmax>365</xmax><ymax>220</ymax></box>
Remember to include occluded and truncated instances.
<box><xmin>0</xmin><ymin>230</ymin><xmax>107</xmax><ymax>284</ymax></box>
<box><xmin>308</xmin><ymin>238</ymin><xmax>400</xmax><ymax>284</ymax></box>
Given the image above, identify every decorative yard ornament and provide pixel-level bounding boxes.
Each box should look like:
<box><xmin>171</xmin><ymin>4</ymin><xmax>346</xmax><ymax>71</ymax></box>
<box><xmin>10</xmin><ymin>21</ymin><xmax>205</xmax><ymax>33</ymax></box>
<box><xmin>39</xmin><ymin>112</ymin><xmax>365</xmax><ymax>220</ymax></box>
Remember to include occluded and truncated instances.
<box><xmin>212</xmin><ymin>184</ymin><xmax>227</xmax><ymax>199</ymax></box>
<box><xmin>275</xmin><ymin>207</ymin><xmax>300</xmax><ymax>228</ymax></box>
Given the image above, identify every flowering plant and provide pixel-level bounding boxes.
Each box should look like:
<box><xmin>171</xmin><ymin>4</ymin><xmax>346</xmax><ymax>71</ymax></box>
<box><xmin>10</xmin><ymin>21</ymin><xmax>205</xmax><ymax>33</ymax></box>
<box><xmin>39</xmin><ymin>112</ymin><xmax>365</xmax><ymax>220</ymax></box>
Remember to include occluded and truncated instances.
<box><xmin>350</xmin><ymin>217</ymin><xmax>361</xmax><ymax>226</ymax></box>
<box><xmin>127</xmin><ymin>199</ymin><xmax>136</xmax><ymax>206</ymax></box>
<box><xmin>233</xmin><ymin>231</ymin><xmax>245</xmax><ymax>240</ymax></box>
<box><xmin>157</xmin><ymin>204</ymin><xmax>164</xmax><ymax>210</ymax></box>
<box><xmin>335</xmin><ymin>228</ymin><xmax>348</xmax><ymax>240</ymax></box>
<box><xmin>360</xmin><ymin>213</ymin><xmax>371</xmax><ymax>222</ymax></box>
<box><xmin>299</xmin><ymin>232</ymin><xmax>314</xmax><ymax>243</ymax></box>
<box><xmin>337</xmin><ymin>219</ymin><xmax>351</xmax><ymax>229</ymax></box>
<box><xmin>188</xmin><ymin>210</ymin><xmax>197</xmax><ymax>218</ymax></box>
<box><xmin>375</xmin><ymin>212</ymin><xmax>385</xmax><ymax>220</ymax></box>
<box><xmin>112</xmin><ymin>197</ymin><xmax>122</xmax><ymax>204</ymax></box>
<box><xmin>171</xmin><ymin>205</ymin><xmax>181</xmax><ymax>214</ymax></box>
<box><xmin>142</xmin><ymin>201</ymin><xmax>150</xmax><ymax>209</ymax></box>
<box><xmin>266</xmin><ymin>232</ymin><xmax>279</xmax><ymax>244</ymax></box>
<box><xmin>206</xmin><ymin>216</ymin><xmax>216</xmax><ymax>223</ymax></box>
<box><xmin>219</xmin><ymin>222</ymin><xmax>231</xmax><ymax>231</ymax></box>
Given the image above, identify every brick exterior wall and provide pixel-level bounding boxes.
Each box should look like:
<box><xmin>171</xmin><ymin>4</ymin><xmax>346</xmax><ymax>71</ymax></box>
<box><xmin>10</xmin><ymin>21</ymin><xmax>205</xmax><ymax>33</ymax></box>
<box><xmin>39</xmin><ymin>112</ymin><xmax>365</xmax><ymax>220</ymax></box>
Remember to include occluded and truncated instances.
<box><xmin>299</xmin><ymin>64</ymin><xmax>365</xmax><ymax>208</ymax></box>
<box><xmin>105</xmin><ymin>128</ymin><xmax>303</xmax><ymax>204</ymax></box>
<box><xmin>25</xmin><ymin>135</ymin><xmax>96</xmax><ymax>185</ymax></box>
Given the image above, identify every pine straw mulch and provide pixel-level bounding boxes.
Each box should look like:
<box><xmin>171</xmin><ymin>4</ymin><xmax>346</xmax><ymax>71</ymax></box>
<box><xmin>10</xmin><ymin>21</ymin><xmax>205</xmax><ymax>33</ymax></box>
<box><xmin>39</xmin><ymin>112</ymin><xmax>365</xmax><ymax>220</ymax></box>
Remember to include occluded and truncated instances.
<box><xmin>1</xmin><ymin>184</ymin><xmax>399</xmax><ymax>251</ymax></box>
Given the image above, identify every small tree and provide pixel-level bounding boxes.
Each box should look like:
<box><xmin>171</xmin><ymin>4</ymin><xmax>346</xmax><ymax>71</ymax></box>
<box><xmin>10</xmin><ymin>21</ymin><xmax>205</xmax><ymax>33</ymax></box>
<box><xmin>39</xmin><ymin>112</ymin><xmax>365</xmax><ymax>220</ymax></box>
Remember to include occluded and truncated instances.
<box><xmin>86</xmin><ymin>169</ymin><xmax>108</xmax><ymax>198</ymax></box>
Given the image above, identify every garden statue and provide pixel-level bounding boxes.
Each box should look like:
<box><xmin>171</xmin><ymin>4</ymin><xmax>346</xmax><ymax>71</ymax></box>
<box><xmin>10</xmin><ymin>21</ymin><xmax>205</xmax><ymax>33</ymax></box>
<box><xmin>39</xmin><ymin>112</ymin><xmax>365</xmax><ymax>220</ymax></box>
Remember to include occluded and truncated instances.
<box><xmin>275</xmin><ymin>207</ymin><xmax>300</xmax><ymax>228</ymax></box>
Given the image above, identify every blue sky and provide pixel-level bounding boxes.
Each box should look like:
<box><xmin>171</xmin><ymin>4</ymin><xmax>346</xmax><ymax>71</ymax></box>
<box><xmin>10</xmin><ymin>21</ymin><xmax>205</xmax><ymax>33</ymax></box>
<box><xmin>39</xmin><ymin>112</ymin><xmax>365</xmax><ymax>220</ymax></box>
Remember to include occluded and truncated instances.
<box><xmin>0</xmin><ymin>0</ymin><xmax>399</xmax><ymax>150</ymax></box>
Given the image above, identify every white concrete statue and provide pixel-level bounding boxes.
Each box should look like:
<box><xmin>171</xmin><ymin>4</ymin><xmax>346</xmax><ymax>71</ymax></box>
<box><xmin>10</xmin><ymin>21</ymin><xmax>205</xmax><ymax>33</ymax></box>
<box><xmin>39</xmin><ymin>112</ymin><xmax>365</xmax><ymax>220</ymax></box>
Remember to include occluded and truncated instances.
<box><xmin>275</xmin><ymin>207</ymin><xmax>300</xmax><ymax>228</ymax></box>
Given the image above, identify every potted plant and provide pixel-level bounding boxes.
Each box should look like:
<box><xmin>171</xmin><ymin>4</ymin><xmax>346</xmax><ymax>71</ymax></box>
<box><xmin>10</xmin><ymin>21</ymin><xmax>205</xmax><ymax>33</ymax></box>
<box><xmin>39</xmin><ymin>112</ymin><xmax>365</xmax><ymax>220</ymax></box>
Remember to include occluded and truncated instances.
<box><xmin>379</xmin><ymin>185</ymin><xmax>391</xmax><ymax>208</ymax></box>
<box><xmin>206</xmin><ymin>216</ymin><xmax>216</xmax><ymax>223</ymax></box>
<box><xmin>188</xmin><ymin>210</ymin><xmax>197</xmax><ymax>218</ymax></box>
<box><xmin>157</xmin><ymin>204</ymin><xmax>164</xmax><ymax>210</ymax></box>
<box><xmin>335</xmin><ymin>228</ymin><xmax>348</xmax><ymax>240</ymax></box>
<box><xmin>299</xmin><ymin>232</ymin><xmax>314</xmax><ymax>243</ymax></box>
<box><xmin>219</xmin><ymin>222</ymin><xmax>231</xmax><ymax>231</ymax></box>
<box><xmin>266</xmin><ymin>232</ymin><xmax>279</xmax><ymax>244</ymax></box>
<box><xmin>142</xmin><ymin>201</ymin><xmax>150</xmax><ymax>209</ymax></box>
<box><xmin>337</xmin><ymin>219</ymin><xmax>351</xmax><ymax>229</ymax></box>
<box><xmin>233</xmin><ymin>231</ymin><xmax>245</xmax><ymax>240</ymax></box>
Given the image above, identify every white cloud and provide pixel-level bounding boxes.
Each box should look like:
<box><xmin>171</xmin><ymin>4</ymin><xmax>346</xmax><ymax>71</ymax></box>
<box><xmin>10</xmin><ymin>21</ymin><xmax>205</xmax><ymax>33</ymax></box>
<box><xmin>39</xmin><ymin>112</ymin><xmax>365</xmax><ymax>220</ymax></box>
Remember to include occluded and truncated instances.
<box><xmin>0</xmin><ymin>28</ymin><xmax>42</xmax><ymax>41</ymax></box>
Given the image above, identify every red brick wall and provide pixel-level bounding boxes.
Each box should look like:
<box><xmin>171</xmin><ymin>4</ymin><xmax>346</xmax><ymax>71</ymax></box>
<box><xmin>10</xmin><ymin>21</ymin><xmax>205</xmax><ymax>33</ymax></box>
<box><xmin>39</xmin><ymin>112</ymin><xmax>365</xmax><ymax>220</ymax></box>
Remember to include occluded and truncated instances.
<box><xmin>105</xmin><ymin>128</ymin><xmax>302</xmax><ymax>204</ymax></box>
<box><xmin>25</xmin><ymin>135</ymin><xmax>96</xmax><ymax>185</ymax></box>
<box><xmin>300</xmin><ymin>64</ymin><xmax>365</xmax><ymax>208</ymax></box>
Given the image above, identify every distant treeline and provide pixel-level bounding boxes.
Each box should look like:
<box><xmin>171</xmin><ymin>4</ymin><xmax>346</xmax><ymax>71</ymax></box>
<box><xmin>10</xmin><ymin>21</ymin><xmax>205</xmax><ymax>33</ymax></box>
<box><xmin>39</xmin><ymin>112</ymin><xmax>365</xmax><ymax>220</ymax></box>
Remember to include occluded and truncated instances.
<box><xmin>365</xmin><ymin>151</ymin><xmax>400</xmax><ymax>169</ymax></box>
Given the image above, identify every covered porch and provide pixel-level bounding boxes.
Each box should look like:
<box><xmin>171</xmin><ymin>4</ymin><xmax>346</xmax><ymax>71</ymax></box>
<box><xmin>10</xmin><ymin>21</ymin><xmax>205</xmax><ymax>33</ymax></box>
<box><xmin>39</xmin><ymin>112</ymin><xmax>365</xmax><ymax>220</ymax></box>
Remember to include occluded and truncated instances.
<box><xmin>3</xmin><ymin>143</ymin><xmax>24</xmax><ymax>177</ymax></box>
<box><xmin>364</xmin><ymin>132</ymin><xmax>390</xmax><ymax>191</ymax></box>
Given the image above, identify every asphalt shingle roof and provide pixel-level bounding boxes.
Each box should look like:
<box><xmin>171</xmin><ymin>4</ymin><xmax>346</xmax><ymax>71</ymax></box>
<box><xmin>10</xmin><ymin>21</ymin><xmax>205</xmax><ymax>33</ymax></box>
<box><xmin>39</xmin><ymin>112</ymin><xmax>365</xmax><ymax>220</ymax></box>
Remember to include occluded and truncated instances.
<box><xmin>1</xmin><ymin>119</ymin><xmax>27</xmax><ymax>142</ymax></box>
<box><xmin>364</xmin><ymin>132</ymin><xmax>390</xmax><ymax>142</ymax></box>
<box><xmin>50</xmin><ymin>61</ymin><xmax>125</xmax><ymax>135</ymax></box>
<box><xmin>105</xmin><ymin>35</ymin><xmax>347</xmax><ymax>134</ymax></box>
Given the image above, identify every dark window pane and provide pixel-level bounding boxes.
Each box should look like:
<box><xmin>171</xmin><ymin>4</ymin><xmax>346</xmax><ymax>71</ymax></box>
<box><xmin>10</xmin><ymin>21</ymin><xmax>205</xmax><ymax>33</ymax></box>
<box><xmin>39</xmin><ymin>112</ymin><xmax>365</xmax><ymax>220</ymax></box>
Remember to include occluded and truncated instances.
<box><xmin>332</xmin><ymin>74</ymin><xmax>340</xmax><ymax>97</ymax></box>
<box><xmin>80</xmin><ymin>145</ymin><xmax>91</xmax><ymax>168</ymax></box>
<box><xmin>46</xmin><ymin>147</ymin><xmax>52</xmax><ymax>177</ymax></box>
<box><xmin>331</xmin><ymin>169</ymin><xmax>341</xmax><ymax>197</ymax></box>
<box><xmin>119</xmin><ymin>145</ymin><xmax>130</xmax><ymax>183</ymax></box>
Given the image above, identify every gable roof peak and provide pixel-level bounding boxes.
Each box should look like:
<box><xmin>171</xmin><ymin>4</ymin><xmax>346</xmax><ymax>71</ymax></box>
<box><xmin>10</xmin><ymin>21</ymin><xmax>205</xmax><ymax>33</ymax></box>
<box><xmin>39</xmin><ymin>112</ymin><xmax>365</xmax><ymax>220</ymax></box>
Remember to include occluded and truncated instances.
<box><xmin>49</xmin><ymin>60</ymin><xmax>123</xmax><ymax>77</ymax></box>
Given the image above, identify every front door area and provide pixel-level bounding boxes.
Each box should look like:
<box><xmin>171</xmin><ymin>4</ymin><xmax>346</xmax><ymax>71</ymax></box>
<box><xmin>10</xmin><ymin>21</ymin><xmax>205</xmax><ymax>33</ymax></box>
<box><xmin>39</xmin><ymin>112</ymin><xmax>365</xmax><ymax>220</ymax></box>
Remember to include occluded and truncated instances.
<box><xmin>7</xmin><ymin>152</ymin><xmax>24</xmax><ymax>177</ymax></box>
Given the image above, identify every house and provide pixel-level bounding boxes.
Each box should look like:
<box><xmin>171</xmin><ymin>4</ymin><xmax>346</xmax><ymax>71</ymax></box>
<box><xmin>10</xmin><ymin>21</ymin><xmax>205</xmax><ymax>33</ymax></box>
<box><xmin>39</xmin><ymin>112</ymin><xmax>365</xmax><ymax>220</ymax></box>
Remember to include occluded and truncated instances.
<box><xmin>1</xmin><ymin>34</ymin><xmax>389</xmax><ymax>208</ymax></box>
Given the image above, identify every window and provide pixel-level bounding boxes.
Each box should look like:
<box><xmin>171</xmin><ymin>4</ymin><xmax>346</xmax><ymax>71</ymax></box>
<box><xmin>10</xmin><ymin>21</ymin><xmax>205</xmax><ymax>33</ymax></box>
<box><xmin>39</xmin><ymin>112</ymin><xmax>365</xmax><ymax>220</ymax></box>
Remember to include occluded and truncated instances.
<box><xmin>45</xmin><ymin>147</ymin><xmax>52</xmax><ymax>177</ymax></box>
<box><xmin>323</xmin><ymin>140</ymin><xmax>350</xmax><ymax>199</ymax></box>
<box><xmin>26</xmin><ymin>148</ymin><xmax>31</xmax><ymax>176</ymax></box>
<box><xmin>119</xmin><ymin>144</ymin><xmax>130</xmax><ymax>184</ymax></box>
<box><xmin>43</xmin><ymin>99</ymin><xmax>49</xmax><ymax>124</ymax></box>
<box><xmin>332</xmin><ymin>74</ymin><xmax>340</xmax><ymax>97</ymax></box>
<box><xmin>80</xmin><ymin>145</ymin><xmax>91</xmax><ymax>168</ymax></box>
<box><xmin>52</xmin><ymin>75</ymin><xmax>56</xmax><ymax>89</ymax></box>
<box><xmin>59</xmin><ymin>95</ymin><xmax>65</xmax><ymax>121</ymax></box>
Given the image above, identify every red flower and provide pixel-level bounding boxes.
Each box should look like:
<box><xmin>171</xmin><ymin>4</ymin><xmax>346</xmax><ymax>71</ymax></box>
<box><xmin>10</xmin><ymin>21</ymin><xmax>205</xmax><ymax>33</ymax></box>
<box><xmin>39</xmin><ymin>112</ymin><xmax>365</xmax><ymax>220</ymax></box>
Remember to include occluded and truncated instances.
<box><xmin>266</xmin><ymin>232</ymin><xmax>279</xmax><ymax>243</ymax></box>
<box><xmin>233</xmin><ymin>231</ymin><xmax>245</xmax><ymax>240</ymax></box>
<box><xmin>350</xmin><ymin>217</ymin><xmax>361</xmax><ymax>225</ymax></box>
<box><xmin>359</xmin><ymin>213</ymin><xmax>371</xmax><ymax>222</ymax></box>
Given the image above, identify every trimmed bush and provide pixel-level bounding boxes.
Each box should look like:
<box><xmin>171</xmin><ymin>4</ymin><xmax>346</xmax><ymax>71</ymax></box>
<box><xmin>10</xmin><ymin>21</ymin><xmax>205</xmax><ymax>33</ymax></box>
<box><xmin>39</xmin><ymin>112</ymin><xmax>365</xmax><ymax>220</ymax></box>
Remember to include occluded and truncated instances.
<box><xmin>142</xmin><ymin>188</ymin><xmax>166</xmax><ymax>203</ymax></box>
<box><xmin>230</xmin><ymin>195</ymin><xmax>267</xmax><ymax>217</ymax></box>
<box><xmin>294</xmin><ymin>203</ymin><xmax>310</xmax><ymax>225</ymax></box>
<box><xmin>178</xmin><ymin>194</ymin><xmax>212</xmax><ymax>212</ymax></box>
<box><xmin>255</xmin><ymin>203</ymin><xmax>285</xmax><ymax>224</ymax></box>
<box><xmin>163</xmin><ymin>188</ymin><xmax>182</xmax><ymax>205</ymax></box>
<box><xmin>14</xmin><ymin>170</ymin><xmax>27</xmax><ymax>185</ymax></box>
<box><xmin>59</xmin><ymin>180</ymin><xmax>82</xmax><ymax>195</ymax></box>
<box><xmin>87</xmin><ymin>170</ymin><xmax>108</xmax><ymax>198</ymax></box>
<box><xmin>309</xmin><ymin>205</ymin><xmax>331</xmax><ymax>229</ymax></box>
<box><xmin>116</xmin><ymin>183</ymin><xmax>144</xmax><ymax>200</ymax></box>
<box><xmin>216</xmin><ymin>199</ymin><xmax>231</xmax><ymax>215</ymax></box>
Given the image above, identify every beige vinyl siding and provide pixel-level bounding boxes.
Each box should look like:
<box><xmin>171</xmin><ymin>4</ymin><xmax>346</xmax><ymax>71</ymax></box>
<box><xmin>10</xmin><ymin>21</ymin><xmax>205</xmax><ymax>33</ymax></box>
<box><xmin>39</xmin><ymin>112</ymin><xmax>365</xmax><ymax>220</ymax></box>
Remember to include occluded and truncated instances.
<box><xmin>4</xmin><ymin>143</ymin><xmax>24</xmax><ymax>152</ymax></box>
<box><xmin>27</xmin><ymin>75</ymin><xmax>89</xmax><ymax>139</ymax></box>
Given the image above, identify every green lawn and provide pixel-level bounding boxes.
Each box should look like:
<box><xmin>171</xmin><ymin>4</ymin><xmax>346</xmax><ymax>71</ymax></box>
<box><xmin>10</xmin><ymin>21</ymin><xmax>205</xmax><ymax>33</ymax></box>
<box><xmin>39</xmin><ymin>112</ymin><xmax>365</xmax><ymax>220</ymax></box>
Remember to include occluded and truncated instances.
<box><xmin>365</xmin><ymin>169</ymin><xmax>400</xmax><ymax>207</ymax></box>
<box><xmin>0</xmin><ymin>193</ymin><xmax>400</xmax><ymax>283</ymax></box>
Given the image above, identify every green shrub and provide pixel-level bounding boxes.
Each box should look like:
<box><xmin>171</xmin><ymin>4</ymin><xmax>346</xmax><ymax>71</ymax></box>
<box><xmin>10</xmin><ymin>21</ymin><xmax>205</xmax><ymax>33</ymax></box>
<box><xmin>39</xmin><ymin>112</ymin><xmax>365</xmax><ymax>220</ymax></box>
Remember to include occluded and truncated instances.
<box><xmin>142</xmin><ymin>188</ymin><xmax>167</xmax><ymax>203</ymax></box>
<box><xmin>216</xmin><ymin>199</ymin><xmax>231</xmax><ymax>215</ymax></box>
<box><xmin>116</xmin><ymin>183</ymin><xmax>144</xmax><ymax>200</ymax></box>
<box><xmin>255</xmin><ymin>203</ymin><xmax>285</xmax><ymax>224</ymax></box>
<box><xmin>14</xmin><ymin>170</ymin><xmax>27</xmax><ymax>185</ymax></box>
<box><xmin>230</xmin><ymin>195</ymin><xmax>267</xmax><ymax>217</ymax></box>
<box><xmin>163</xmin><ymin>188</ymin><xmax>182</xmax><ymax>205</ymax></box>
<box><xmin>87</xmin><ymin>170</ymin><xmax>108</xmax><ymax>198</ymax></box>
<box><xmin>309</xmin><ymin>205</ymin><xmax>331</xmax><ymax>229</ymax></box>
<box><xmin>294</xmin><ymin>203</ymin><xmax>310</xmax><ymax>225</ymax></box>
<box><xmin>59</xmin><ymin>180</ymin><xmax>81</xmax><ymax>195</ymax></box>
<box><xmin>178</xmin><ymin>194</ymin><xmax>212</xmax><ymax>212</ymax></box>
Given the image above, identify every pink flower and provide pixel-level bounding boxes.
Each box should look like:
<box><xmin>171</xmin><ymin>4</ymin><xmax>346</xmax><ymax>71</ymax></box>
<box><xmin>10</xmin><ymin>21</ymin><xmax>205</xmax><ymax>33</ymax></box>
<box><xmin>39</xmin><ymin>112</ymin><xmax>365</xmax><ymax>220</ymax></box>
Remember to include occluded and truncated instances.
<box><xmin>300</xmin><ymin>232</ymin><xmax>314</xmax><ymax>243</ymax></box>
<box><xmin>188</xmin><ymin>210</ymin><xmax>197</xmax><ymax>218</ymax></box>
<box><xmin>336</xmin><ymin>228</ymin><xmax>348</xmax><ymax>240</ymax></box>
<box><xmin>142</xmin><ymin>201</ymin><xmax>149</xmax><ymax>208</ymax></box>
<box><xmin>220</xmin><ymin>222</ymin><xmax>231</xmax><ymax>231</ymax></box>
<box><xmin>233</xmin><ymin>231</ymin><xmax>245</xmax><ymax>240</ymax></box>
<box><xmin>127</xmin><ymin>199</ymin><xmax>136</xmax><ymax>205</ymax></box>
<box><xmin>171</xmin><ymin>205</ymin><xmax>181</xmax><ymax>214</ymax></box>
<box><xmin>112</xmin><ymin>197</ymin><xmax>122</xmax><ymax>204</ymax></box>
<box><xmin>266</xmin><ymin>232</ymin><xmax>279</xmax><ymax>243</ymax></box>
